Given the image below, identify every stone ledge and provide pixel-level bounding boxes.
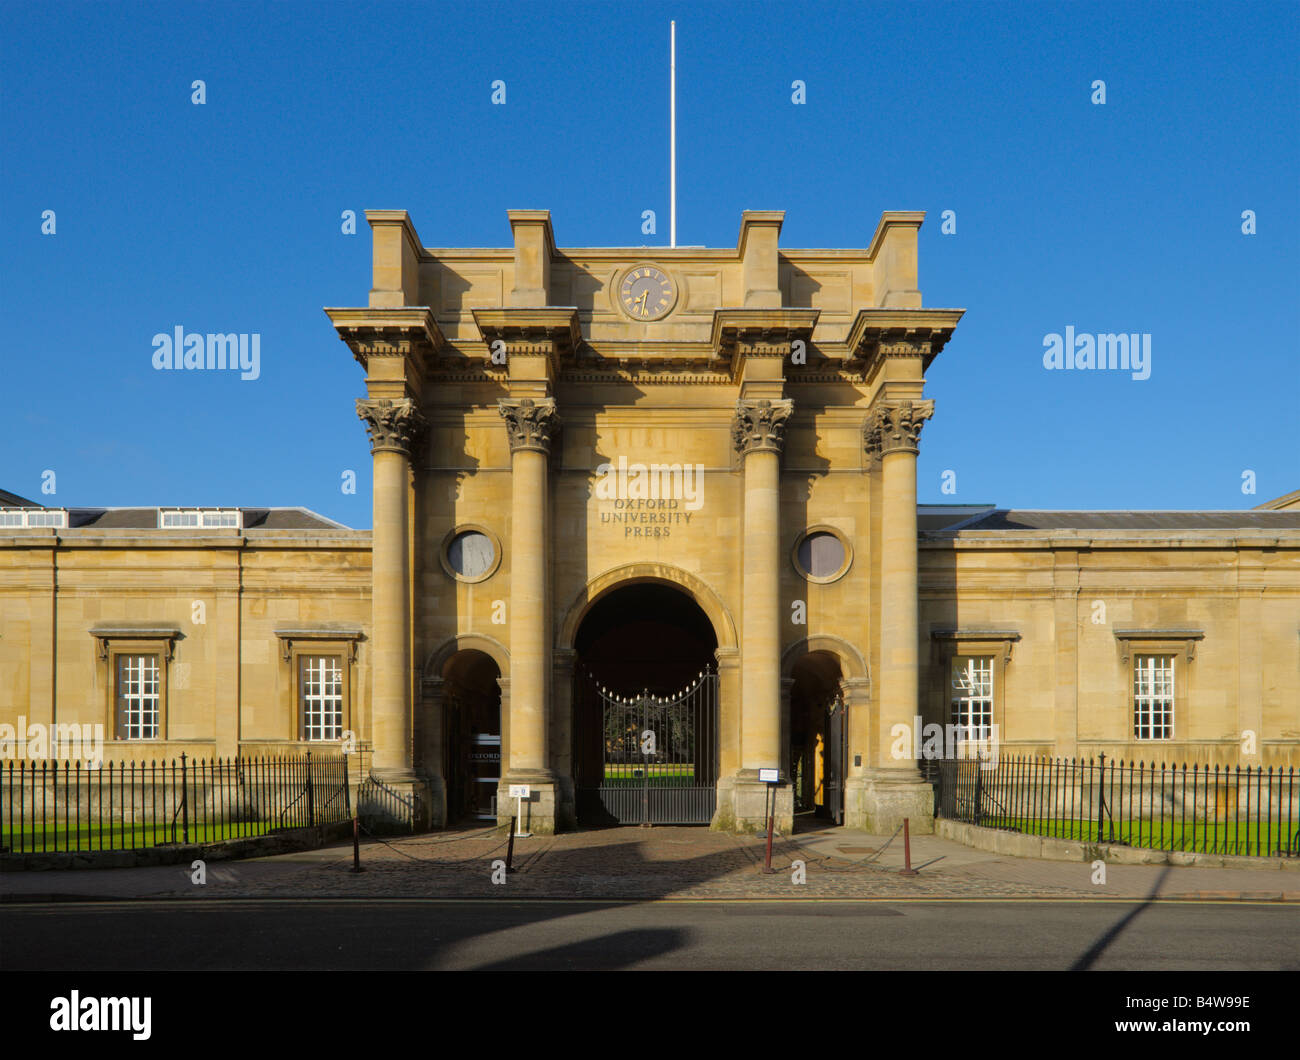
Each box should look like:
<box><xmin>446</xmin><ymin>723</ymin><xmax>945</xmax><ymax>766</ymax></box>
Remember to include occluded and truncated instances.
<box><xmin>937</xmin><ymin>819</ymin><xmax>1300</xmax><ymax>872</ymax></box>
<box><xmin>0</xmin><ymin>821</ymin><xmax>352</xmax><ymax>872</ymax></box>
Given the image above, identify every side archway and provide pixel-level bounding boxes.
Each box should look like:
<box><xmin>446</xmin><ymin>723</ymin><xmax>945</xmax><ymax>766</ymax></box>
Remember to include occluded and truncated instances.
<box><xmin>421</xmin><ymin>634</ymin><xmax>509</xmax><ymax>824</ymax></box>
<box><xmin>781</xmin><ymin>633</ymin><xmax>869</xmax><ymax>684</ymax></box>
<box><xmin>423</xmin><ymin>632</ymin><xmax>510</xmax><ymax>682</ymax></box>
<box><xmin>782</xmin><ymin>635</ymin><xmax>869</xmax><ymax>828</ymax></box>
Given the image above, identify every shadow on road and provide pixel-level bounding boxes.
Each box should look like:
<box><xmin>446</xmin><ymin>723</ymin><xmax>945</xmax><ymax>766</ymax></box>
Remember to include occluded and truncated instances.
<box><xmin>1070</xmin><ymin>865</ymin><xmax>1173</xmax><ymax>970</ymax></box>
<box><xmin>468</xmin><ymin>927</ymin><xmax>688</xmax><ymax>970</ymax></box>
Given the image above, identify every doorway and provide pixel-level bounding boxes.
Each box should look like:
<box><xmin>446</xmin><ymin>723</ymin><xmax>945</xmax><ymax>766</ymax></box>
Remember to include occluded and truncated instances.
<box><xmin>789</xmin><ymin>651</ymin><xmax>846</xmax><ymax>830</ymax></box>
<box><xmin>441</xmin><ymin>649</ymin><xmax>502</xmax><ymax>823</ymax></box>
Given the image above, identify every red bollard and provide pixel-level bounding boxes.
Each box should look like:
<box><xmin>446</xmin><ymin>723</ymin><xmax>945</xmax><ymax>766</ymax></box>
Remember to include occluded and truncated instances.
<box><xmin>900</xmin><ymin>817</ymin><xmax>917</xmax><ymax>876</ymax></box>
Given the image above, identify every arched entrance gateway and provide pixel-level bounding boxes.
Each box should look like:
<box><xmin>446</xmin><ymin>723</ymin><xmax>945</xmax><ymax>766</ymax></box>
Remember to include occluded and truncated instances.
<box><xmin>788</xmin><ymin>651</ymin><xmax>847</xmax><ymax>828</ymax></box>
<box><xmin>333</xmin><ymin>207</ymin><xmax>961</xmax><ymax>836</ymax></box>
<box><xmin>423</xmin><ymin>639</ymin><xmax>506</xmax><ymax>826</ymax></box>
<box><xmin>572</xmin><ymin>582</ymin><xmax>720</xmax><ymax>825</ymax></box>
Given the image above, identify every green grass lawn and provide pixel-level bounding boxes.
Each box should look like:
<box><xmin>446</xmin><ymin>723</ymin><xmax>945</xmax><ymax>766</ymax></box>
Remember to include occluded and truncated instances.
<box><xmin>1</xmin><ymin>817</ymin><xmax>289</xmax><ymax>853</ymax></box>
<box><xmin>977</xmin><ymin>815</ymin><xmax>1300</xmax><ymax>857</ymax></box>
<box><xmin>602</xmin><ymin>765</ymin><xmax>698</xmax><ymax>787</ymax></box>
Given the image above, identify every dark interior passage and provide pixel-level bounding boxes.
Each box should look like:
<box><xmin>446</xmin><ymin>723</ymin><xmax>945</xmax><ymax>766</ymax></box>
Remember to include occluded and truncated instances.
<box><xmin>789</xmin><ymin>651</ymin><xmax>846</xmax><ymax>828</ymax></box>
<box><xmin>441</xmin><ymin>649</ymin><xmax>501</xmax><ymax>823</ymax></box>
<box><xmin>573</xmin><ymin>582</ymin><xmax>719</xmax><ymax>825</ymax></box>
<box><xmin>574</xmin><ymin>582</ymin><xmax>717</xmax><ymax>692</ymax></box>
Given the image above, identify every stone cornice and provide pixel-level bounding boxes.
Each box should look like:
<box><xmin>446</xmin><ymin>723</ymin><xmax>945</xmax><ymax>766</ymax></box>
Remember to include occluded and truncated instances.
<box><xmin>324</xmin><ymin>307</ymin><xmax>445</xmax><ymax>380</ymax></box>
<box><xmin>930</xmin><ymin>628</ymin><xmax>1021</xmax><ymax>664</ymax></box>
<box><xmin>472</xmin><ymin>308</ymin><xmax>581</xmax><ymax>378</ymax></box>
<box><xmin>561</xmin><ymin>369</ymin><xmax>733</xmax><ymax>386</ymax></box>
<box><xmin>356</xmin><ymin>397</ymin><xmax>427</xmax><ymax>456</ymax></box>
<box><xmin>920</xmin><ymin>532</ymin><xmax>1300</xmax><ymax>550</ymax></box>
<box><xmin>732</xmin><ymin>398</ymin><xmax>794</xmax><ymax>456</ymax></box>
<box><xmin>499</xmin><ymin>397</ymin><xmax>561</xmax><ymax>454</ymax></box>
<box><xmin>274</xmin><ymin>627</ymin><xmax>364</xmax><ymax>663</ymax></box>
<box><xmin>845</xmin><ymin>308</ymin><xmax>964</xmax><ymax>374</ymax></box>
<box><xmin>712</xmin><ymin>308</ymin><xmax>820</xmax><ymax>383</ymax></box>
<box><xmin>1114</xmin><ymin>628</ymin><xmax>1204</xmax><ymax>663</ymax></box>
<box><xmin>710</xmin><ymin>308</ymin><xmax>820</xmax><ymax>357</ymax></box>
<box><xmin>472</xmin><ymin>308</ymin><xmax>581</xmax><ymax>354</ymax></box>
<box><xmin>90</xmin><ymin>627</ymin><xmax>183</xmax><ymax>661</ymax></box>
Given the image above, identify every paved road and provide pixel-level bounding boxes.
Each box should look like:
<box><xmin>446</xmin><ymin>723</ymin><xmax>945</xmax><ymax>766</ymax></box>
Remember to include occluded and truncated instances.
<box><xmin>3</xmin><ymin>899</ymin><xmax>1296</xmax><ymax>971</ymax></box>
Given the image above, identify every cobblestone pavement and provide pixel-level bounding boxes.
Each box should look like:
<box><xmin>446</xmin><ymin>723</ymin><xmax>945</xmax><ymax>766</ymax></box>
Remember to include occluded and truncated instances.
<box><xmin>6</xmin><ymin>824</ymin><xmax>1291</xmax><ymax>903</ymax></box>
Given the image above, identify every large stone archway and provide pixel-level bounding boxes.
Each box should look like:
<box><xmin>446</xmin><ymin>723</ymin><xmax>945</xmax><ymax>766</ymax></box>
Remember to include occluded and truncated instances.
<box><xmin>555</xmin><ymin>564</ymin><xmax>740</xmax><ymax>830</ymax></box>
<box><xmin>557</xmin><ymin>562</ymin><xmax>739</xmax><ymax>653</ymax></box>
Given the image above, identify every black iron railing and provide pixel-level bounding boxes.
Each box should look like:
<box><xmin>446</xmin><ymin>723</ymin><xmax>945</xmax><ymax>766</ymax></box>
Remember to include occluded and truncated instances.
<box><xmin>927</xmin><ymin>754</ymin><xmax>1300</xmax><ymax>858</ymax></box>
<box><xmin>0</xmin><ymin>752</ymin><xmax>351</xmax><ymax>854</ymax></box>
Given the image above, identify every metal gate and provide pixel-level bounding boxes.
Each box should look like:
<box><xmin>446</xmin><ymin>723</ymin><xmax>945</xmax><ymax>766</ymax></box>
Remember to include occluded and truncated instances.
<box><xmin>826</xmin><ymin>693</ymin><xmax>845</xmax><ymax>825</ymax></box>
<box><xmin>575</xmin><ymin>667</ymin><xmax>718</xmax><ymax>825</ymax></box>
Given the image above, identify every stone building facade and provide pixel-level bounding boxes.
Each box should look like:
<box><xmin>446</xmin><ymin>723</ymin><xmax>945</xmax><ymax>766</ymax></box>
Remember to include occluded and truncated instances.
<box><xmin>2</xmin><ymin>209</ymin><xmax>1297</xmax><ymax>836</ymax></box>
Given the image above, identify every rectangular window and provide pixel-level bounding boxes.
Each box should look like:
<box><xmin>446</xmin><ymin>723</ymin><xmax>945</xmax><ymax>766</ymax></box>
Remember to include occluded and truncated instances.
<box><xmin>116</xmin><ymin>654</ymin><xmax>160</xmax><ymax>739</ymax></box>
<box><xmin>300</xmin><ymin>655</ymin><xmax>344</xmax><ymax>741</ymax></box>
<box><xmin>158</xmin><ymin>509</ymin><xmax>241</xmax><ymax>529</ymax></box>
<box><xmin>0</xmin><ymin>509</ymin><xmax>68</xmax><ymax>528</ymax></box>
<box><xmin>1133</xmin><ymin>654</ymin><xmax>1175</xmax><ymax>739</ymax></box>
<box><xmin>950</xmin><ymin>655</ymin><xmax>994</xmax><ymax>732</ymax></box>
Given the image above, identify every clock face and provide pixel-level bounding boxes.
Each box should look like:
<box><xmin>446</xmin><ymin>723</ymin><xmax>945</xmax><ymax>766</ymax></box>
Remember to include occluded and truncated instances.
<box><xmin>447</xmin><ymin>530</ymin><xmax>496</xmax><ymax>579</ymax></box>
<box><xmin>619</xmin><ymin>264</ymin><xmax>676</xmax><ymax>321</ymax></box>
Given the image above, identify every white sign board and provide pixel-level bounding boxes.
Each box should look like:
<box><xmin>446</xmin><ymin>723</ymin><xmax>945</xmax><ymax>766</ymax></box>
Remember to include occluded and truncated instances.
<box><xmin>508</xmin><ymin>784</ymin><xmax>531</xmax><ymax>799</ymax></box>
<box><xmin>758</xmin><ymin>768</ymin><xmax>779</xmax><ymax>783</ymax></box>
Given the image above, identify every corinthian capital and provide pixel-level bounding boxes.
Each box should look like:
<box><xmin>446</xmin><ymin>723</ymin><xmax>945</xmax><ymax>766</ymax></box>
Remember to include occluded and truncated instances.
<box><xmin>864</xmin><ymin>399</ymin><xmax>934</xmax><ymax>458</ymax></box>
<box><xmin>498</xmin><ymin>397</ymin><xmax>561</xmax><ymax>454</ymax></box>
<box><xmin>732</xmin><ymin>398</ymin><xmax>794</xmax><ymax>456</ymax></box>
<box><xmin>356</xmin><ymin>397</ymin><xmax>426</xmax><ymax>455</ymax></box>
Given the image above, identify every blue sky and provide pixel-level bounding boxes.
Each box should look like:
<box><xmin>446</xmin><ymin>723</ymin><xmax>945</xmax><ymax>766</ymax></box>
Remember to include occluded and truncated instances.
<box><xmin>2</xmin><ymin>0</ymin><xmax>1296</xmax><ymax>526</ymax></box>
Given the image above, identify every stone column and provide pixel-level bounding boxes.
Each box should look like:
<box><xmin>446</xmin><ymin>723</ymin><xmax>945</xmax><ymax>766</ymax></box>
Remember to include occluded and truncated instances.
<box><xmin>852</xmin><ymin>399</ymin><xmax>936</xmax><ymax>833</ymax></box>
<box><xmin>497</xmin><ymin>397</ymin><xmax>561</xmax><ymax>833</ymax></box>
<box><xmin>723</xmin><ymin>397</ymin><xmax>794</xmax><ymax>832</ymax></box>
<box><xmin>356</xmin><ymin>397</ymin><xmax>429</xmax><ymax>824</ymax></box>
<box><xmin>550</xmin><ymin>648</ymin><xmax>578</xmax><ymax>832</ymax></box>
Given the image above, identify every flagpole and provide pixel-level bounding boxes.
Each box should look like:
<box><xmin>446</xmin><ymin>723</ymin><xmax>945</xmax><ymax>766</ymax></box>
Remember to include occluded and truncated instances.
<box><xmin>670</xmin><ymin>19</ymin><xmax>677</xmax><ymax>248</ymax></box>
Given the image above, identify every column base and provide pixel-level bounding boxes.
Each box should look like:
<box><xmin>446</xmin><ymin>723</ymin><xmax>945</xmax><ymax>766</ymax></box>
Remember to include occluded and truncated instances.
<box><xmin>424</xmin><ymin>772</ymin><xmax>447</xmax><ymax>830</ymax></box>
<box><xmin>360</xmin><ymin>768</ymin><xmax>435</xmax><ymax>833</ymax></box>
<box><xmin>712</xmin><ymin>770</ymin><xmax>793</xmax><ymax>835</ymax></box>
<box><xmin>844</xmin><ymin>768</ymin><xmax>935</xmax><ymax>835</ymax></box>
<box><xmin>496</xmin><ymin>770</ymin><xmax>562</xmax><ymax>836</ymax></box>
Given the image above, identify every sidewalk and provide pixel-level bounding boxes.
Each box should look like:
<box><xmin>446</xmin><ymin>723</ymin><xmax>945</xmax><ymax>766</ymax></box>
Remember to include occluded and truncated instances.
<box><xmin>2</xmin><ymin>825</ymin><xmax>1297</xmax><ymax>903</ymax></box>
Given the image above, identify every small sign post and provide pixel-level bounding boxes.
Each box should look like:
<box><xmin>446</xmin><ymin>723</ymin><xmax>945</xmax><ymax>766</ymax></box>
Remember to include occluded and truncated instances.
<box><xmin>759</xmin><ymin>768</ymin><xmax>780</xmax><ymax>874</ymax></box>
<box><xmin>509</xmin><ymin>785</ymin><xmax>532</xmax><ymax>838</ymax></box>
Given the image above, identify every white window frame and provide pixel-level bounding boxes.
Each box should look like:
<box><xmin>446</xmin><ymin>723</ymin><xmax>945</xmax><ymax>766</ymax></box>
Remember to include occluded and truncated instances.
<box><xmin>299</xmin><ymin>654</ymin><xmax>345</xmax><ymax>741</ymax></box>
<box><xmin>1133</xmin><ymin>653</ymin><xmax>1175</xmax><ymax>740</ymax></box>
<box><xmin>950</xmin><ymin>655</ymin><xmax>995</xmax><ymax>734</ymax></box>
<box><xmin>0</xmin><ymin>508</ymin><xmax>68</xmax><ymax>528</ymax></box>
<box><xmin>158</xmin><ymin>508</ymin><xmax>242</xmax><ymax>530</ymax></box>
<box><xmin>116</xmin><ymin>653</ymin><xmax>161</xmax><ymax>740</ymax></box>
